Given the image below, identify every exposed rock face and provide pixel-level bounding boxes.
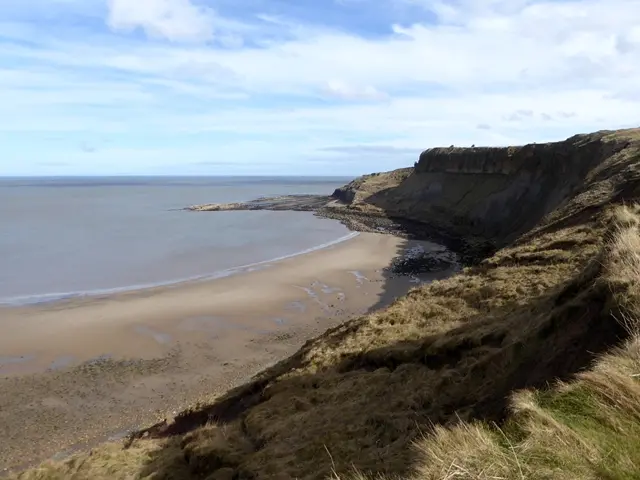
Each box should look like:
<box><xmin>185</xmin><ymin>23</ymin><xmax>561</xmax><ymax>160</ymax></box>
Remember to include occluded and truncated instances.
<box><xmin>331</xmin><ymin>185</ymin><xmax>356</xmax><ymax>204</ymax></box>
<box><xmin>416</xmin><ymin>136</ymin><xmax>618</xmax><ymax>176</ymax></box>
<box><xmin>330</xmin><ymin>168</ymin><xmax>413</xmax><ymax>207</ymax></box>
<box><xmin>343</xmin><ymin>130</ymin><xmax>637</xmax><ymax>248</ymax></box>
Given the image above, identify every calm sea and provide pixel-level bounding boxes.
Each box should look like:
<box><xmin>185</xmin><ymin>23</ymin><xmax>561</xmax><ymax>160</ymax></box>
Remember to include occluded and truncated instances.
<box><xmin>0</xmin><ymin>176</ymin><xmax>355</xmax><ymax>305</ymax></box>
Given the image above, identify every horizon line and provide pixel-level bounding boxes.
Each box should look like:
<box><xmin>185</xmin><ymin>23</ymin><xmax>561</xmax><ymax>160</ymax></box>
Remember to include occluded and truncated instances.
<box><xmin>0</xmin><ymin>173</ymin><xmax>359</xmax><ymax>178</ymax></box>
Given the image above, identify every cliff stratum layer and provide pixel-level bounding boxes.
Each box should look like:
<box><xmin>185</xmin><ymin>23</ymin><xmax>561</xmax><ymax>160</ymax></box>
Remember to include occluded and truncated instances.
<box><xmin>333</xmin><ymin>131</ymin><xmax>633</xmax><ymax>249</ymax></box>
<box><xmin>16</xmin><ymin>128</ymin><xmax>640</xmax><ymax>480</ymax></box>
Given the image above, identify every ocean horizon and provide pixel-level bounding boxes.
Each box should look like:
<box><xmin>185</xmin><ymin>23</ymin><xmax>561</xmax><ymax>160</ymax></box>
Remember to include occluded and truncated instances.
<box><xmin>1</xmin><ymin>175</ymin><xmax>355</xmax><ymax>306</ymax></box>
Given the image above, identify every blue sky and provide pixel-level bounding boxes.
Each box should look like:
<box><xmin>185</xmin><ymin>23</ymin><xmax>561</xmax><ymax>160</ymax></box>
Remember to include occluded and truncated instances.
<box><xmin>1</xmin><ymin>0</ymin><xmax>639</xmax><ymax>176</ymax></box>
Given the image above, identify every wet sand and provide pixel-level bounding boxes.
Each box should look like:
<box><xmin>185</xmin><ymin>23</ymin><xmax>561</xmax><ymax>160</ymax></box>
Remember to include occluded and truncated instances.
<box><xmin>0</xmin><ymin>233</ymin><xmax>453</xmax><ymax>473</ymax></box>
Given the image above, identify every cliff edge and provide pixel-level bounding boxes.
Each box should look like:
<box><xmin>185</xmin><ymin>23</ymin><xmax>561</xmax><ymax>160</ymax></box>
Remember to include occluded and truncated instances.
<box><xmin>14</xmin><ymin>128</ymin><xmax>640</xmax><ymax>480</ymax></box>
<box><xmin>332</xmin><ymin>129</ymin><xmax>636</xmax><ymax>249</ymax></box>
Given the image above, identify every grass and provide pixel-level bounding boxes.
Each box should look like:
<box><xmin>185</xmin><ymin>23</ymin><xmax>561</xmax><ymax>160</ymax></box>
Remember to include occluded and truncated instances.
<box><xmin>409</xmin><ymin>342</ymin><xmax>640</xmax><ymax>480</ymax></box>
<box><xmin>403</xmin><ymin>206</ymin><xmax>640</xmax><ymax>480</ymax></box>
<box><xmin>10</xmin><ymin>128</ymin><xmax>640</xmax><ymax>480</ymax></box>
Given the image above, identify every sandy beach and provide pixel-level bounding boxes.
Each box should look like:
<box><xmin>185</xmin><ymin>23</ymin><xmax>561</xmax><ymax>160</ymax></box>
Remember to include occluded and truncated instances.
<box><xmin>0</xmin><ymin>232</ymin><xmax>453</xmax><ymax>473</ymax></box>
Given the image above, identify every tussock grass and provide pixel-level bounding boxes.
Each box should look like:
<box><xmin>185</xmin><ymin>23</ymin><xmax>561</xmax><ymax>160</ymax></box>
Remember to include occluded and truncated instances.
<box><xmin>14</xmin><ymin>442</ymin><xmax>158</xmax><ymax>480</ymax></box>
<box><xmin>401</xmin><ymin>213</ymin><xmax>640</xmax><ymax>480</ymax></box>
<box><xmin>10</xmin><ymin>128</ymin><xmax>640</xmax><ymax>480</ymax></box>
<box><xmin>409</xmin><ymin>338</ymin><xmax>640</xmax><ymax>480</ymax></box>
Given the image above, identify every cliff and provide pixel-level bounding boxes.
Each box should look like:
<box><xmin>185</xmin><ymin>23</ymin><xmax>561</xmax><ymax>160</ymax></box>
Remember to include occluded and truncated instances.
<box><xmin>333</xmin><ymin>130</ymin><xmax>637</xmax><ymax>248</ymax></box>
<box><xmin>14</xmin><ymin>128</ymin><xmax>640</xmax><ymax>480</ymax></box>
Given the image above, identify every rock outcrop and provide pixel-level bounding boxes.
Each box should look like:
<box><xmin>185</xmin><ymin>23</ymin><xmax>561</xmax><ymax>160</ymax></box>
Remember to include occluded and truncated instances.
<box><xmin>337</xmin><ymin>129</ymin><xmax>639</xmax><ymax>248</ymax></box>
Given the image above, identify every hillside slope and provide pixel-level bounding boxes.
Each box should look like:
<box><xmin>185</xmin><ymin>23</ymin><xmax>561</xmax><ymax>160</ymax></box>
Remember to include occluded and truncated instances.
<box><xmin>332</xmin><ymin>129</ymin><xmax>637</xmax><ymax>249</ymax></box>
<box><xmin>15</xmin><ymin>128</ymin><xmax>640</xmax><ymax>480</ymax></box>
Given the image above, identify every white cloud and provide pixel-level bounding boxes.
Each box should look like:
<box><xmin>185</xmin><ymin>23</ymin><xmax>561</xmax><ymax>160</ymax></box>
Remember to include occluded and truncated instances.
<box><xmin>106</xmin><ymin>0</ymin><xmax>215</xmax><ymax>42</ymax></box>
<box><xmin>45</xmin><ymin>0</ymin><xmax>633</xmax><ymax>97</ymax></box>
<box><xmin>1</xmin><ymin>0</ymin><xmax>640</xmax><ymax>175</ymax></box>
<box><xmin>322</xmin><ymin>80</ymin><xmax>388</xmax><ymax>101</ymax></box>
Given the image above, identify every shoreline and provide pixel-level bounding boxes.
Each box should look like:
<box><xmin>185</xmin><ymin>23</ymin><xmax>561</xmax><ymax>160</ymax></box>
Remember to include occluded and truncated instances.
<box><xmin>0</xmin><ymin>230</ymin><xmax>360</xmax><ymax>308</ymax></box>
<box><xmin>0</xmin><ymin>231</ymin><xmax>457</xmax><ymax>473</ymax></box>
<box><xmin>187</xmin><ymin>193</ymin><xmax>496</xmax><ymax>264</ymax></box>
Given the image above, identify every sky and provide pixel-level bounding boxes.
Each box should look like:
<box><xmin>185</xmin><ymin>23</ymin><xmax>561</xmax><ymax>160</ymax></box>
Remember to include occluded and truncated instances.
<box><xmin>1</xmin><ymin>0</ymin><xmax>639</xmax><ymax>176</ymax></box>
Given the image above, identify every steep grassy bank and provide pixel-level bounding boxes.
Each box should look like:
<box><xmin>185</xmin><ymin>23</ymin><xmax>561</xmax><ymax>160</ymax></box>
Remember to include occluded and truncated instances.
<box><xmin>14</xmin><ymin>128</ymin><xmax>640</xmax><ymax>480</ymax></box>
<box><xmin>372</xmin><ymin>204</ymin><xmax>640</xmax><ymax>480</ymax></box>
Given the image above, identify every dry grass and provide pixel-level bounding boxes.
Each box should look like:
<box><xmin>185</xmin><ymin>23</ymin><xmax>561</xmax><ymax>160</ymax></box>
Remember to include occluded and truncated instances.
<box><xmin>410</xmin><ymin>343</ymin><xmax>640</xmax><ymax>480</ymax></box>
<box><xmin>402</xmin><ymin>212</ymin><xmax>640</xmax><ymax>480</ymax></box>
<box><xmin>15</xmin><ymin>443</ymin><xmax>158</xmax><ymax>480</ymax></box>
<box><xmin>10</xmin><ymin>128</ymin><xmax>640</xmax><ymax>480</ymax></box>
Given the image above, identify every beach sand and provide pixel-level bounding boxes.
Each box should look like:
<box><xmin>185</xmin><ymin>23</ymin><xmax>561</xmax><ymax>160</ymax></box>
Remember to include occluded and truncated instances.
<box><xmin>0</xmin><ymin>232</ymin><xmax>452</xmax><ymax>473</ymax></box>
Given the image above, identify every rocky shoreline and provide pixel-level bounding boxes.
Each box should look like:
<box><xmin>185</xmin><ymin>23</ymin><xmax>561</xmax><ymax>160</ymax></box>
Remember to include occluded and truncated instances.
<box><xmin>186</xmin><ymin>194</ymin><xmax>490</xmax><ymax>276</ymax></box>
<box><xmin>187</xmin><ymin>194</ymin><xmax>331</xmax><ymax>213</ymax></box>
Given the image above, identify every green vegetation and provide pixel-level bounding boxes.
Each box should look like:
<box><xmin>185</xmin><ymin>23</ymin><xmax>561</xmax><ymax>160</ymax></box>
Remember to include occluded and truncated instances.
<box><xmin>13</xmin><ymin>128</ymin><xmax>640</xmax><ymax>480</ymax></box>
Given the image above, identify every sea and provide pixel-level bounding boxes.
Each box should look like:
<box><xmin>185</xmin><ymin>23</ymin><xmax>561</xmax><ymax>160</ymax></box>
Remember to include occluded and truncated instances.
<box><xmin>0</xmin><ymin>176</ymin><xmax>356</xmax><ymax>306</ymax></box>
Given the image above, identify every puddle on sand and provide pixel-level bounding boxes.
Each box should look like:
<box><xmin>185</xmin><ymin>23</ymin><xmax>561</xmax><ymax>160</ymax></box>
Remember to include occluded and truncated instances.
<box><xmin>297</xmin><ymin>286</ymin><xmax>320</xmax><ymax>301</ymax></box>
<box><xmin>0</xmin><ymin>355</ymin><xmax>37</xmax><ymax>375</ymax></box>
<box><xmin>49</xmin><ymin>356</ymin><xmax>76</xmax><ymax>371</ymax></box>
<box><xmin>179</xmin><ymin>316</ymin><xmax>225</xmax><ymax>332</ymax></box>
<box><xmin>228</xmin><ymin>323</ymin><xmax>272</xmax><ymax>335</ymax></box>
<box><xmin>0</xmin><ymin>355</ymin><xmax>36</xmax><ymax>367</ymax></box>
<box><xmin>134</xmin><ymin>325</ymin><xmax>173</xmax><ymax>345</ymax></box>
<box><xmin>348</xmin><ymin>270</ymin><xmax>368</xmax><ymax>286</ymax></box>
<box><xmin>273</xmin><ymin>318</ymin><xmax>287</xmax><ymax>326</ymax></box>
<box><xmin>179</xmin><ymin>316</ymin><xmax>271</xmax><ymax>335</ymax></box>
<box><xmin>311</xmin><ymin>281</ymin><xmax>342</xmax><ymax>294</ymax></box>
<box><xmin>285</xmin><ymin>301</ymin><xmax>306</xmax><ymax>313</ymax></box>
<box><xmin>296</xmin><ymin>285</ymin><xmax>332</xmax><ymax>313</ymax></box>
